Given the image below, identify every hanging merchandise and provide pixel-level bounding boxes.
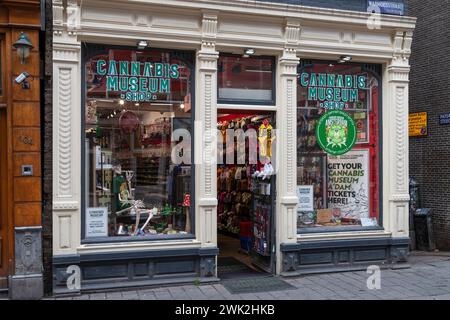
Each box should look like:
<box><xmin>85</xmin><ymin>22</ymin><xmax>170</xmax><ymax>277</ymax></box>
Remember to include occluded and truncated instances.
<box><xmin>119</xmin><ymin>110</ymin><xmax>140</xmax><ymax>133</ymax></box>
<box><xmin>258</xmin><ymin>118</ymin><xmax>274</xmax><ymax>158</ymax></box>
<box><xmin>183</xmin><ymin>193</ymin><xmax>191</xmax><ymax>233</ymax></box>
<box><xmin>86</xmin><ymin>100</ymin><xmax>98</xmax><ymax>124</ymax></box>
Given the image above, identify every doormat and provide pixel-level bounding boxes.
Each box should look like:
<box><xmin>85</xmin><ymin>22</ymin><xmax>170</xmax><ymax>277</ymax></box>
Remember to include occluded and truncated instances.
<box><xmin>218</xmin><ymin>257</ymin><xmax>264</xmax><ymax>280</ymax></box>
<box><xmin>221</xmin><ymin>276</ymin><xmax>296</xmax><ymax>294</ymax></box>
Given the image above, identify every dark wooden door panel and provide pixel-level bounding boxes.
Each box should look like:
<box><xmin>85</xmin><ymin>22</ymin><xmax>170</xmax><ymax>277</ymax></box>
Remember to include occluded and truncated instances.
<box><xmin>0</xmin><ymin>109</ymin><xmax>7</xmax><ymax>277</ymax></box>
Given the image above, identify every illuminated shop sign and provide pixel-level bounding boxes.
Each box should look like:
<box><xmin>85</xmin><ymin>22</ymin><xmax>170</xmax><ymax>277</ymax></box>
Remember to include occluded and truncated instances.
<box><xmin>300</xmin><ymin>72</ymin><xmax>367</xmax><ymax>110</ymax></box>
<box><xmin>96</xmin><ymin>59</ymin><xmax>180</xmax><ymax>102</ymax></box>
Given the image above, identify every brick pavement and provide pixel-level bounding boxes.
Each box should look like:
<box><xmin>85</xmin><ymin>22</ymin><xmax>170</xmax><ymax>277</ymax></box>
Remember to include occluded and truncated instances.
<box><xmin>4</xmin><ymin>251</ymin><xmax>450</xmax><ymax>301</ymax></box>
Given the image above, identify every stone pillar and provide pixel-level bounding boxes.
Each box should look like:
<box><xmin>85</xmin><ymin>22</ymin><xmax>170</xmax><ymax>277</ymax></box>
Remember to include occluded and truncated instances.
<box><xmin>9</xmin><ymin>227</ymin><xmax>43</xmax><ymax>300</ymax></box>
<box><xmin>52</xmin><ymin>0</ymin><xmax>81</xmax><ymax>258</ymax></box>
<box><xmin>383</xmin><ymin>31</ymin><xmax>413</xmax><ymax>263</ymax></box>
<box><xmin>195</xmin><ymin>13</ymin><xmax>219</xmax><ymax>265</ymax></box>
<box><xmin>276</xmin><ymin>48</ymin><xmax>300</xmax><ymax>274</ymax></box>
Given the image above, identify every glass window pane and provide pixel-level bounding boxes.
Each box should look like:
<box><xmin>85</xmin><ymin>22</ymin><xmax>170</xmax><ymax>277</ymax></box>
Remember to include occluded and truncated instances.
<box><xmin>218</xmin><ymin>55</ymin><xmax>274</xmax><ymax>104</ymax></box>
<box><xmin>296</xmin><ymin>62</ymin><xmax>380</xmax><ymax>230</ymax></box>
<box><xmin>84</xmin><ymin>46</ymin><xmax>194</xmax><ymax>240</ymax></box>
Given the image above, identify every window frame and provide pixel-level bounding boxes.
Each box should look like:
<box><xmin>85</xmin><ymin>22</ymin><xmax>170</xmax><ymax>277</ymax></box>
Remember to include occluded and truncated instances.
<box><xmin>80</xmin><ymin>43</ymin><xmax>196</xmax><ymax>244</ymax></box>
<box><xmin>296</xmin><ymin>60</ymin><xmax>384</xmax><ymax>234</ymax></box>
<box><xmin>217</xmin><ymin>53</ymin><xmax>276</xmax><ymax>106</ymax></box>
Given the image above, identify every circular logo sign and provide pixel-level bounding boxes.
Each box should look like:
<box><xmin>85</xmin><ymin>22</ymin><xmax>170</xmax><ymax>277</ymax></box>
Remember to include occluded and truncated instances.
<box><xmin>316</xmin><ymin>110</ymin><xmax>356</xmax><ymax>156</ymax></box>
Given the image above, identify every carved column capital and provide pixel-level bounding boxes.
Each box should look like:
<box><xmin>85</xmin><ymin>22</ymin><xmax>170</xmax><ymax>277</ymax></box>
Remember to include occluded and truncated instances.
<box><xmin>53</xmin><ymin>0</ymin><xmax>80</xmax><ymax>39</ymax></box>
<box><xmin>387</xmin><ymin>65</ymin><xmax>410</xmax><ymax>83</ymax></box>
<box><xmin>280</xmin><ymin>49</ymin><xmax>300</xmax><ymax>76</ymax></box>
<box><xmin>391</xmin><ymin>30</ymin><xmax>413</xmax><ymax>67</ymax></box>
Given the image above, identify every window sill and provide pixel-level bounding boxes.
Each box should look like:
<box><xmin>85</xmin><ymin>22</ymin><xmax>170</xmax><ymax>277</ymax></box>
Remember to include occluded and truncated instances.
<box><xmin>77</xmin><ymin>236</ymin><xmax>202</xmax><ymax>254</ymax></box>
<box><xmin>298</xmin><ymin>225</ymin><xmax>383</xmax><ymax>234</ymax></box>
<box><xmin>297</xmin><ymin>227</ymin><xmax>391</xmax><ymax>242</ymax></box>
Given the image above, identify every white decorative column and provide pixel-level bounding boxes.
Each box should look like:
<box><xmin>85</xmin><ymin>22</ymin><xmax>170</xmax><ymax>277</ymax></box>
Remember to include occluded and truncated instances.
<box><xmin>383</xmin><ymin>31</ymin><xmax>413</xmax><ymax>262</ymax></box>
<box><xmin>195</xmin><ymin>13</ymin><xmax>219</xmax><ymax>251</ymax></box>
<box><xmin>276</xmin><ymin>20</ymin><xmax>300</xmax><ymax>274</ymax></box>
<box><xmin>52</xmin><ymin>0</ymin><xmax>82</xmax><ymax>256</ymax></box>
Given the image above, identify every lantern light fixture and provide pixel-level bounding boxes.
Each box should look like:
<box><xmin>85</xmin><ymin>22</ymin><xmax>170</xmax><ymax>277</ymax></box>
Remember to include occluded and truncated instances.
<box><xmin>13</xmin><ymin>32</ymin><xmax>34</xmax><ymax>64</ymax></box>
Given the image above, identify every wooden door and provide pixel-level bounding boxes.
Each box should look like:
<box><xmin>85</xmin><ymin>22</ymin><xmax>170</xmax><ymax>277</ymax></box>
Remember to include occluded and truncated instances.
<box><xmin>0</xmin><ymin>32</ymin><xmax>9</xmax><ymax>289</ymax></box>
<box><xmin>0</xmin><ymin>108</ymin><xmax>8</xmax><ymax>287</ymax></box>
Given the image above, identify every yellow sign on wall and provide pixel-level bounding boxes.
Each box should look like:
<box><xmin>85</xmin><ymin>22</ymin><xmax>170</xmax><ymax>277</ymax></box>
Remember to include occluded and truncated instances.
<box><xmin>409</xmin><ymin>112</ymin><xmax>428</xmax><ymax>137</ymax></box>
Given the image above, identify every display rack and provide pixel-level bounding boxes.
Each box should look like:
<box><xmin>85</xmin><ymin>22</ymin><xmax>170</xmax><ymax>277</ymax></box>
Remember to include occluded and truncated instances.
<box><xmin>250</xmin><ymin>174</ymin><xmax>276</xmax><ymax>273</ymax></box>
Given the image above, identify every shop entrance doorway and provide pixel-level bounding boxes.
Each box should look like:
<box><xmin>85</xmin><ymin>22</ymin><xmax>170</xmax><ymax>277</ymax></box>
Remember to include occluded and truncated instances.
<box><xmin>216</xmin><ymin>112</ymin><xmax>276</xmax><ymax>279</ymax></box>
<box><xmin>0</xmin><ymin>109</ymin><xmax>8</xmax><ymax>290</ymax></box>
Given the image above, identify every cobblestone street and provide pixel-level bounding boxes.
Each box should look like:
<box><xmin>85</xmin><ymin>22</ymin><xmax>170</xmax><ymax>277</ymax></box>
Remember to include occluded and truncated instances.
<box><xmin>37</xmin><ymin>252</ymin><xmax>450</xmax><ymax>300</ymax></box>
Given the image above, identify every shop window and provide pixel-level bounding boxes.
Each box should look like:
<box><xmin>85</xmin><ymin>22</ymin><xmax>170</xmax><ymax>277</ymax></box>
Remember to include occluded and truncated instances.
<box><xmin>296</xmin><ymin>61</ymin><xmax>381</xmax><ymax>232</ymax></box>
<box><xmin>83</xmin><ymin>44</ymin><xmax>194</xmax><ymax>241</ymax></box>
<box><xmin>218</xmin><ymin>54</ymin><xmax>275</xmax><ymax>105</ymax></box>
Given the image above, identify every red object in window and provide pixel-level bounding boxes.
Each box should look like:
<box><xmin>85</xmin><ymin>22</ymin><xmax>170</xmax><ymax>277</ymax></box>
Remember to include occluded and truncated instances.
<box><xmin>119</xmin><ymin>111</ymin><xmax>139</xmax><ymax>133</ymax></box>
<box><xmin>182</xmin><ymin>194</ymin><xmax>191</xmax><ymax>207</ymax></box>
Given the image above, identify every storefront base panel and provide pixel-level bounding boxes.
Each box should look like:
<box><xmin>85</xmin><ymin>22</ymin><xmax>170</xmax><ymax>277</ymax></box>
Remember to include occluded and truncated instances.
<box><xmin>280</xmin><ymin>237</ymin><xmax>410</xmax><ymax>276</ymax></box>
<box><xmin>52</xmin><ymin>247</ymin><xmax>218</xmax><ymax>296</ymax></box>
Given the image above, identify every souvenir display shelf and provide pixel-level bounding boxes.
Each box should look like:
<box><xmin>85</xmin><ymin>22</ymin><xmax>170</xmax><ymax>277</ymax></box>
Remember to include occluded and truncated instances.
<box><xmin>250</xmin><ymin>174</ymin><xmax>276</xmax><ymax>273</ymax></box>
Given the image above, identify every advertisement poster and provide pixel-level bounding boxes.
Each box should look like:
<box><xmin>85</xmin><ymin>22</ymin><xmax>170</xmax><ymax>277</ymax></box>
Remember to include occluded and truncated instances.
<box><xmin>409</xmin><ymin>112</ymin><xmax>427</xmax><ymax>136</ymax></box>
<box><xmin>297</xmin><ymin>185</ymin><xmax>314</xmax><ymax>212</ymax></box>
<box><xmin>86</xmin><ymin>207</ymin><xmax>108</xmax><ymax>237</ymax></box>
<box><xmin>327</xmin><ymin>150</ymin><xmax>369</xmax><ymax>220</ymax></box>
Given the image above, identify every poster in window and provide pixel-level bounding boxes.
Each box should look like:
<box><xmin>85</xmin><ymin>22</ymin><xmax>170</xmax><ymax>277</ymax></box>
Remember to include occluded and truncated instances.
<box><xmin>86</xmin><ymin>207</ymin><xmax>108</xmax><ymax>237</ymax></box>
<box><xmin>326</xmin><ymin>150</ymin><xmax>369</xmax><ymax>221</ymax></box>
<box><xmin>297</xmin><ymin>185</ymin><xmax>314</xmax><ymax>212</ymax></box>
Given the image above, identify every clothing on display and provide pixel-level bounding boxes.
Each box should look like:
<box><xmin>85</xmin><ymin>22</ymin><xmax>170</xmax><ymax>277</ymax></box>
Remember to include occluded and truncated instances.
<box><xmin>216</xmin><ymin>113</ymin><xmax>276</xmax><ymax>272</ymax></box>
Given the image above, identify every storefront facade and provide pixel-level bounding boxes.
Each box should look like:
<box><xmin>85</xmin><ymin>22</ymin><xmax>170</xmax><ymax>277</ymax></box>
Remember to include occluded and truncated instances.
<box><xmin>51</xmin><ymin>0</ymin><xmax>415</xmax><ymax>294</ymax></box>
<box><xmin>0</xmin><ymin>0</ymin><xmax>43</xmax><ymax>299</ymax></box>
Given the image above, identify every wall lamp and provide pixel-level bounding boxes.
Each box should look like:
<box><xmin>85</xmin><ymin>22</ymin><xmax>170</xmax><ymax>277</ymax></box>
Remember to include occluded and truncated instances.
<box><xmin>338</xmin><ymin>55</ymin><xmax>352</xmax><ymax>63</ymax></box>
<box><xmin>13</xmin><ymin>32</ymin><xmax>34</xmax><ymax>64</ymax></box>
<box><xmin>137</xmin><ymin>40</ymin><xmax>149</xmax><ymax>50</ymax></box>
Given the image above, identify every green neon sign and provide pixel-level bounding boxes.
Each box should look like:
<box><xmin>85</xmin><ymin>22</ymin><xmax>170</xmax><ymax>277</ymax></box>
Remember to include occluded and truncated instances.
<box><xmin>300</xmin><ymin>72</ymin><xmax>367</xmax><ymax>110</ymax></box>
<box><xmin>96</xmin><ymin>59</ymin><xmax>180</xmax><ymax>102</ymax></box>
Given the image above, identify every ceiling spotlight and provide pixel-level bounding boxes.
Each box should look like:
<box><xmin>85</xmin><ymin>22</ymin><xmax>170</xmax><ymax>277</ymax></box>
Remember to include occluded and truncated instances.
<box><xmin>135</xmin><ymin>103</ymin><xmax>140</xmax><ymax>107</ymax></box>
<box><xmin>180</xmin><ymin>103</ymin><xmax>185</xmax><ymax>109</ymax></box>
<box><xmin>243</xmin><ymin>48</ymin><xmax>255</xmax><ymax>58</ymax></box>
<box><xmin>137</xmin><ymin>40</ymin><xmax>149</xmax><ymax>50</ymax></box>
<box><xmin>119</xmin><ymin>99</ymin><xmax>125</xmax><ymax>106</ymax></box>
<box><xmin>338</xmin><ymin>55</ymin><xmax>352</xmax><ymax>63</ymax></box>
